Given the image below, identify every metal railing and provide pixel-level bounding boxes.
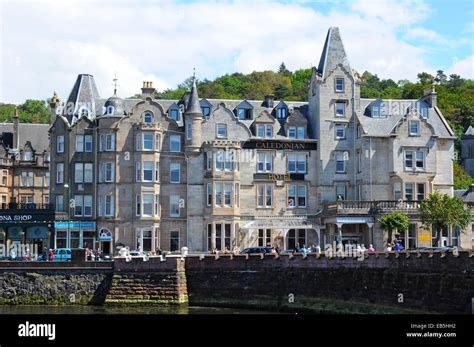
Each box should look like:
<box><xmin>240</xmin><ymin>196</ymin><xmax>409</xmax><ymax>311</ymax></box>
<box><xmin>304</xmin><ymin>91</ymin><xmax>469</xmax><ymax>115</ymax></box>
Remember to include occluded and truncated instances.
<box><xmin>325</xmin><ymin>200</ymin><xmax>424</xmax><ymax>215</ymax></box>
<box><xmin>0</xmin><ymin>203</ymin><xmax>55</xmax><ymax>211</ymax></box>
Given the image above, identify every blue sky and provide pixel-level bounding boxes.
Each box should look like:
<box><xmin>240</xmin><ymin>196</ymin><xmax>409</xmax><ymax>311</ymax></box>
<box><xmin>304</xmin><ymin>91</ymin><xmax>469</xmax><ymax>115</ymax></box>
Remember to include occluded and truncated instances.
<box><xmin>0</xmin><ymin>0</ymin><xmax>472</xmax><ymax>103</ymax></box>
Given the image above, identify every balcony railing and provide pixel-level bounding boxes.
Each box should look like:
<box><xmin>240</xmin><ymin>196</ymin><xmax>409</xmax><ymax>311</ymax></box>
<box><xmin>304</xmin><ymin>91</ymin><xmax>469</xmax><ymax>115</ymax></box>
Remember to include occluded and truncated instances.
<box><xmin>0</xmin><ymin>203</ymin><xmax>55</xmax><ymax>211</ymax></box>
<box><xmin>325</xmin><ymin>200</ymin><xmax>423</xmax><ymax>215</ymax></box>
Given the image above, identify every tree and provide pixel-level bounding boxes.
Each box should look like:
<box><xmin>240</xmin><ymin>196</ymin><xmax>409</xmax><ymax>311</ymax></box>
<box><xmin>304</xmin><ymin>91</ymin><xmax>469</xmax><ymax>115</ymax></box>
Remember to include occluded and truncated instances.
<box><xmin>277</xmin><ymin>62</ymin><xmax>291</xmax><ymax>77</ymax></box>
<box><xmin>417</xmin><ymin>72</ymin><xmax>434</xmax><ymax>85</ymax></box>
<box><xmin>420</xmin><ymin>192</ymin><xmax>471</xmax><ymax>247</ymax></box>
<box><xmin>453</xmin><ymin>163</ymin><xmax>474</xmax><ymax>189</ymax></box>
<box><xmin>434</xmin><ymin>70</ymin><xmax>447</xmax><ymax>85</ymax></box>
<box><xmin>379</xmin><ymin>212</ymin><xmax>410</xmax><ymax>244</ymax></box>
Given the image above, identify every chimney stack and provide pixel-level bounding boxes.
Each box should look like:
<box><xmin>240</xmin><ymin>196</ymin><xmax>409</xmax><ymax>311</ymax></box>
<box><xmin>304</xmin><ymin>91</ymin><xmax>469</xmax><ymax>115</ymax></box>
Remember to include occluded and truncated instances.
<box><xmin>141</xmin><ymin>81</ymin><xmax>155</xmax><ymax>99</ymax></box>
<box><xmin>13</xmin><ymin>108</ymin><xmax>20</xmax><ymax>149</ymax></box>
<box><xmin>49</xmin><ymin>91</ymin><xmax>59</xmax><ymax>126</ymax></box>
<box><xmin>264</xmin><ymin>94</ymin><xmax>275</xmax><ymax>108</ymax></box>
<box><xmin>423</xmin><ymin>85</ymin><xmax>437</xmax><ymax>108</ymax></box>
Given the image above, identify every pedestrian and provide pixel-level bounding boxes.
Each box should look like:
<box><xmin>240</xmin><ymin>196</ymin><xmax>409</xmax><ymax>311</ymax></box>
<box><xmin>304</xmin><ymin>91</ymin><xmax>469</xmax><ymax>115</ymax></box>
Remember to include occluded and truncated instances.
<box><xmin>42</xmin><ymin>248</ymin><xmax>48</xmax><ymax>261</ymax></box>
<box><xmin>49</xmin><ymin>249</ymin><xmax>54</xmax><ymax>261</ymax></box>
<box><xmin>299</xmin><ymin>244</ymin><xmax>307</xmax><ymax>253</ymax></box>
<box><xmin>384</xmin><ymin>243</ymin><xmax>392</xmax><ymax>252</ymax></box>
<box><xmin>368</xmin><ymin>244</ymin><xmax>375</xmax><ymax>253</ymax></box>
<box><xmin>394</xmin><ymin>241</ymin><xmax>401</xmax><ymax>252</ymax></box>
<box><xmin>274</xmin><ymin>245</ymin><xmax>280</xmax><ymax>254</ymax></box>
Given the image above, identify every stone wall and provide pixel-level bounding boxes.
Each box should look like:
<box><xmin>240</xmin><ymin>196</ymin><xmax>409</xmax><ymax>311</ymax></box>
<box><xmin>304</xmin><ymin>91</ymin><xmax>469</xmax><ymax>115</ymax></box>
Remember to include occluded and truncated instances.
<box><xmin>105</xmin><ymin>256</ymin><xmax>188</xmax><ymax>305</ymax></box>
<box><xmin>0</xmin><ymin>261</ymin><xmax>113</xmax><ymax>305</ymax></box>
<box><xmin>0</xmin><ymin>252</ymin><xmax>472</xmax><ymax>313</ymax></box>
<box><xmin>185</xmin><ymin>252</ymin><xmax>474</xmax><ymax>313</ymax></box>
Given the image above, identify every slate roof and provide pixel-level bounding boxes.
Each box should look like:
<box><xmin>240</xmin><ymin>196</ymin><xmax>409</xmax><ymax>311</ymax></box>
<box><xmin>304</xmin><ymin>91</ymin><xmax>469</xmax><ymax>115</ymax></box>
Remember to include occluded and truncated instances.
<box><xmin>317</xmin><ymin>27</ymin><xmax>352</xmax><ymax>80</ymax></box>
<box><xmin>358</xmin><ymin>98</ymin><xmax>453</xmax><ymax>138</ymax></box>
<box><xmin>0</xmin><ymin>122</ymin><xmax>50</xmax><ymax>152</ymax></box>
<box><xmin>454</xmin><ymin>186</ymin><xmax>474</xmax><ymax>203</ymax></box>
<box><xmin>463</xmin><ymin>125</ymin><xmax>474</xmax><ymax>137</ymax></box>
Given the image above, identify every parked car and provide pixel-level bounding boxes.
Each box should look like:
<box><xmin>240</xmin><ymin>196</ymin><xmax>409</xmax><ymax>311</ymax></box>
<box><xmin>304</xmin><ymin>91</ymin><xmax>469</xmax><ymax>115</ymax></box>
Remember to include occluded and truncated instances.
<box><xmin>240</xmin><ymin>247</ymin><xmax>273</xmax><ymax>255</ymax></box>
<box><xmin>38</xmin><ymin>248</ymin><xmax>72</xmax><ymax>261</ymax></box>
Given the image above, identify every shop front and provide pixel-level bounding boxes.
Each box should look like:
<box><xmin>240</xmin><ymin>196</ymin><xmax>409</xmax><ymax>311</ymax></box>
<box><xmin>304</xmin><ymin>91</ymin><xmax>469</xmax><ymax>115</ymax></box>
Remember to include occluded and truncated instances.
<box><xmin>0</xmin><ymin>211</ymin><xmax>54</xmax><ymax>256</ymax></box>
<box><xmin>53</xmin><ymin>221</ymin><xmax>96</xmax><ymax>249</ymax></box>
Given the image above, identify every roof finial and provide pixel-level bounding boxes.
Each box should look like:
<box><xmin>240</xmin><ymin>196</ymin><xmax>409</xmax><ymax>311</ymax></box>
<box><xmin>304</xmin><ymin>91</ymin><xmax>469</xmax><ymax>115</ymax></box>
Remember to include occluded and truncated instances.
<box><xmin>113</xmin><ymin>72</ymin><xmax>118</xmax><ymax>96</ymax></box>
<box><xmin>193</xmin><ymin>67</ymin><xmax>196</xmax><ymax>82</ymax></box>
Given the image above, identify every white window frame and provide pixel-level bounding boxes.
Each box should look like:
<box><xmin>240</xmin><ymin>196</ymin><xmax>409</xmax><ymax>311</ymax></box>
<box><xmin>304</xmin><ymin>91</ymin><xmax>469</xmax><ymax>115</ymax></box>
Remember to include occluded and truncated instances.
<box><xmin>56</xmin><ymin>163</ymin><xmax>64</xmax><ymax>184</ymax></box>
<box><xmin>409</xmin><ymin>120</ymin><xmax>420</xmax><ymax>136</ymax></box>
<box><xmin>336</xmin><ymin>185</ymin><xmax>346</xmax><ymax>200</ymax></box>
<box><xmin>170</xmin><ymin>135</ymin><xmax>181</xmax><ymax>152</ymax></box>
<box><xmin>75</xmin><ymin>135</ymin><xmax>84</xmax><ymax>152</ymax></box>
<box><xmin>257</xmin><ymin>152</ymin><xmax>273</xmax><ymax>173</ymax></box>
<box><xmin>170</xmin><ymin>163</ymin><xmax>181</xmax><ymax>183</ymax></box>
<box><xmin>335</xmin><ymin>102</ymin><xmax>345</xmax><ymax>117</ymax></box>
<box><xmin>257</xmin><ymin>184</ymin><xmax>272</xmax><ymax>208</ymax></box>
<box><xmin>142</xmin><ymin>133</ymin><xmax>154</xmax><ymax>151</ymax></box>
<box><xmin>57</xmin><ymin>136</ymin><xmax>64</xmax><ymax>153</ymax></box>
<box><xmin>143</xmin><ymin>161</ymin><xmax>154</xmax><ymax>182</ymax></box>
<box><xmin>170</xmin><ymin>195</ymin><xmax>180</xmax><ymax>217</ymax></box>
<box><xmin>84</xmin><ymin>135</ymin><xmax>93</xmax><ymax>152</ymax></box>
<box><xmin>186</xmin><ymin>123</ymin><xmax>192</xmax><ymax>140</ymax></box>
<box><xmin>335</xmin><ymin>124</ymin><xmax>346</xmax><ymax>139</ymax></box>
<box><xmin>217</xmin><ymin>123</ymin><xmax>227</xmax><ymax>139</ymax></box>
<box><xmin>336</xmin><ymin>154</ymin><xmax>345</xmax><ymax>173</ymax></box>
<box><xmin>335</xmin><ymin>78</ymin><xmax>344</xmax><ymax>92</ymax></box>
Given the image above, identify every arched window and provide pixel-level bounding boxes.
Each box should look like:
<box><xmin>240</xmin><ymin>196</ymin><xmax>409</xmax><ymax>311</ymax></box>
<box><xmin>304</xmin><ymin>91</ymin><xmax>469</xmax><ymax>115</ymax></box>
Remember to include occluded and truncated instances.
<box><xmin>106</xmin><ymin>106</ymin><xmax>114</xmax><ymax>115</ymax></box>
<box><xmin>143</xmin><ymin>111</ymin><xmax>154</xmax><ymax>124</ymax></box>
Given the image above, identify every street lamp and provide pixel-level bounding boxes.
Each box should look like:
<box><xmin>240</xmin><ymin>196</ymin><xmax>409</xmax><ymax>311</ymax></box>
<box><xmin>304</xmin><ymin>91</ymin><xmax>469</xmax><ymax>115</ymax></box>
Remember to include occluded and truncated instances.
<box><xmin>63</xmin><ymin>182</ymin><xmax>72</xmax><ymax>250</ymax></box>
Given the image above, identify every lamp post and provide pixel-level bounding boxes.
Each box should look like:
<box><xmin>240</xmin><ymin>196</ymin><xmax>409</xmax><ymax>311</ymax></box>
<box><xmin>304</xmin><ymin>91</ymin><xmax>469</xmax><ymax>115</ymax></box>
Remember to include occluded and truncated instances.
<box><xmin>63</xmin><ymin>182</ymin><xmax>72</xmax><ymax>249</ymax></box>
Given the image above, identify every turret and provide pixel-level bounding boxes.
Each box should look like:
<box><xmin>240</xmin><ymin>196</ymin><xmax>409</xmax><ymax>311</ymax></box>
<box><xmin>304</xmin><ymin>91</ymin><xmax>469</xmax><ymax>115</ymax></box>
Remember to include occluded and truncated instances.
<box><xmin>184</xmin><ymin>77</ymin><xmax>203</xmax><ymax>154</ymax></box>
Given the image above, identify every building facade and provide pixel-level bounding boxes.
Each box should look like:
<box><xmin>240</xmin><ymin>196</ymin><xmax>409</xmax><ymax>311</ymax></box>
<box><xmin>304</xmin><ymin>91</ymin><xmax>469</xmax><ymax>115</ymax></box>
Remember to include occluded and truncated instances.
<box><xmin>461</xmin><ymin>126</ymin><xmax>474</xmax><ymax>178</ymax></box>
<box><xmin>0</xmin><ymin>112</ymin><xmax>53</xmax><ymax>254</ymax></box>
<box><xmin>49</xmin><ymin>27</ymin><xmax>472</xmax><ymax>254</ymax></box>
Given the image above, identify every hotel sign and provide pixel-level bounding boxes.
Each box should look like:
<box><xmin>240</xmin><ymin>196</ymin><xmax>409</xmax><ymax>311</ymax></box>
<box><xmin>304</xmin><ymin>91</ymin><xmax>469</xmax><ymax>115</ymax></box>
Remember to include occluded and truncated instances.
<box><xmin>253</xmin><ymin>173</ymin><xmax>305</xmax><ymax>181</ymax></box>
<box><xmin>242</xmin><ymin>140</ymin><xmax>317</xmax><ymax>151</ymax></box>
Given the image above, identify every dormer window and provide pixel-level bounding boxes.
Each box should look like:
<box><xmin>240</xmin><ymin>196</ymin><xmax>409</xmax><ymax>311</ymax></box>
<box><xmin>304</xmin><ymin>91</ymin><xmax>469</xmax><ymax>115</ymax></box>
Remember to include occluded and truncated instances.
<box><xmin>238</xmin><ymin>108</ymin><xmax>252</xmax><ymax>120</ymax></box>
<box><xmin>371</xmin><ymin>100</ymin><xmax>387</xmax><ymax>118</ymax></box>
<box><xmin>201</xmin><ymin>107</ymin><xmax>211</xmax><ymax>117</ymax></box>
<box><xmin>409</xmin><ymin>120</ymin><xmax>420</xmax><ymax>136</ymax></box>
<box><xmin>288</xmin><ymin>126</ymin><xmax>305</xmax><ymax>139</ymax></box>
<box><xmin>276</xmin><ymin>108</ymin><xmax>287</xmax><ymax>119</ymax></box>
<box><xmin>335</xmin><ymin>78</ymin><xmax>344</xmax><ymax>92</ymax></box>
<box><xmin>415</xmin><ymin>101</ymin><xmax>429</xmax><ymax>119</ymax></box>
<box><xmin>335</xmin><ymin>102</ymin><xmax>345</xmax><ymax>117</ymax></box>
<box><xmin>170</xmin><ymin>109</ymin><xmax>180</xmax><ymax>121</ymax></box>
<box><xmin>22</xmin><ymin>150</ymin><xmax>32</xmax><ymax>161</ymax></box>
<box><xmin>257</xmin><ymin>124</ymin><xmax>273</xmax><ymax>138</ymax></box>
<box><xmin>217</xmin><ymin>124</ymin><xmax>227</xmax><ymax>139</ymax></box>
<box><xmin>143</xmin><ymin>112</ymin><xmax>154</xmax><ymax>124</ymax></box>
<box><xmin>106</xmin><ymin>106</ymin><xmax>114</xmax><ymax>115</ymax></box>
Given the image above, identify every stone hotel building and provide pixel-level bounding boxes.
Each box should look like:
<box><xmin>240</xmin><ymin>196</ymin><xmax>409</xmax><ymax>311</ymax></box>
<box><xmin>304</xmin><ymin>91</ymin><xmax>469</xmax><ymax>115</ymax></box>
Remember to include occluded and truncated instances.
<box><xmin>49</xmin><ymin>27</ymin><xmax>473</xmax><ymax>254</ymax></box>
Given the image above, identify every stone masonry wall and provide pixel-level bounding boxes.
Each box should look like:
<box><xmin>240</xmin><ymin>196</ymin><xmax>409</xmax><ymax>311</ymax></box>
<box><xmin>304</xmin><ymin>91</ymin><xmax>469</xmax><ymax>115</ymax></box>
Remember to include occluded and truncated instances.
<box><xmin>185</xmin><ymin>252</ymin><xmax>474</xmax><ymax>313</ymax></box>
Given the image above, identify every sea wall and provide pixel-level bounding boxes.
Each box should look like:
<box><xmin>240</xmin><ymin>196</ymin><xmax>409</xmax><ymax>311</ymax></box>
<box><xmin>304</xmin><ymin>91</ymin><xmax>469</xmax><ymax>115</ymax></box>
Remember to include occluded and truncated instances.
<box><xmin>0</xmin><ymin>252</ymin><xmax>472</xmax><ymax>313</ymax></box>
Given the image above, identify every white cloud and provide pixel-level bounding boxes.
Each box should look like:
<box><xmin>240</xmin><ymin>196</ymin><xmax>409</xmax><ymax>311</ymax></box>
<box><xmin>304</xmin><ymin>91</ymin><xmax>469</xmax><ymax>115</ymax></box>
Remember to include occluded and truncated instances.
<box><xmin>447</xmin><ymin>55</ymin><xmax>474</xmax><ymax>79</ymax></box>
<box><xmin>405</xmin><ymin>27</ymin><xmax>442</xmax><ymax>41</ymax></box>
<box><xmin>0</xmin><ymin>0</ymin><xmax>447</xmax><ymax>104</ymax></box>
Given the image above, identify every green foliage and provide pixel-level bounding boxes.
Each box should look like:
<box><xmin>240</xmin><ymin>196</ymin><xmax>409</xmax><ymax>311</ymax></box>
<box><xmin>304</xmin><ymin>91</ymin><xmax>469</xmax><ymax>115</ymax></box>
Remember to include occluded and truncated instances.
<box><xmin>420</xmin><ymin>192</ymin><xmax>471</xmax><ymax>246</ymax></box>
<box><xmin>0</xmin><ymin>99</ymin><xmax>50</xmax><ymax>124</ymax></box>
<box><xmin>379</xmin><ymin>212</ymin><xmax>410</xmax><ymax>242</ymax></box>
<box><xmin>453</xmin><ymin>163</ymin><xmax>474</xmax><ymax>189</ymax></box>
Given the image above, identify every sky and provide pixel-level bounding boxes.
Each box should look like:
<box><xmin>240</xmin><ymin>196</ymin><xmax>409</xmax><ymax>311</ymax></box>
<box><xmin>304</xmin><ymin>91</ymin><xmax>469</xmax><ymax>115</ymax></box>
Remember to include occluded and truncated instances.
<box><xmin>0</xmin><ymin>0</ymin><xmax>473</xmax><ymax>104</ymax></box>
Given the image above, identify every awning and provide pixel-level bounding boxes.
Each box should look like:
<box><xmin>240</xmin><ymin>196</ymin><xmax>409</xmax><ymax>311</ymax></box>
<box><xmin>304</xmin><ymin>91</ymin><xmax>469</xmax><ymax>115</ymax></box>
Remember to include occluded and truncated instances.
<box><xmin>324</xmin><ymin>216</ymin><xmax>374</xmax><ymax>225</ymax></box>
<box><xmin>26</xmin><ymin>226</ymin><xmax>49</xmax><ymax>239</ymax></box>
<box><xmin>241</xmin><ymin>218</ymin><xmax>314</xmax><ymax>230</ymax></box>
<box><xmin>7</xmin><ymin>226</ymin><xmax>23</xmax><ymax>239</ymax></box>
